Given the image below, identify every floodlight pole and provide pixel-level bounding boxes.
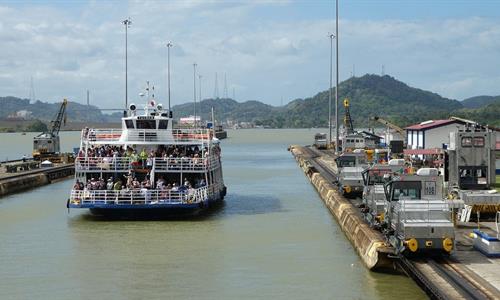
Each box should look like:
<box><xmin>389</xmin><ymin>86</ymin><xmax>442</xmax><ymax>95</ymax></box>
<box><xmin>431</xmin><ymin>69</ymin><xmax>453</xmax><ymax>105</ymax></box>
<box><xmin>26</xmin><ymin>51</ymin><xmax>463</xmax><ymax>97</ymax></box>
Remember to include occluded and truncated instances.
<box><xmin>122</xmin><ymin>18</ymin><xmax>132</xmax><ymax>110</ymax></box>
<box><xmin>193</xmin><ymin>63</ymin><xmax>197</xmax><ymax>128</ymax></box>
<box><xmin>166</xmin><ymin>42</ymin><xmax>173</xmax><ymax>113</ymax></box>
<box><xmin>335</xmin><ymin>0</ymin><xmax>340</xmax><ymax>153</ymax></box>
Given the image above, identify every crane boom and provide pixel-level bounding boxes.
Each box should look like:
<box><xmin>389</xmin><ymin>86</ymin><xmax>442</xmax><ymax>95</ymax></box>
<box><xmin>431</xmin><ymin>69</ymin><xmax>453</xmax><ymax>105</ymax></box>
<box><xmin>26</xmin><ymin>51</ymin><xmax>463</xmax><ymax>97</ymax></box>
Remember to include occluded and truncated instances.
<box><xmin>50</xmin><ymin>99</ymin><xmax>68</xmax><ymax>136</ymax></box>
<box><xmin>370</xmin><ymin>116</ymin><xmax>405</xmax><ymax>135</ymax></box>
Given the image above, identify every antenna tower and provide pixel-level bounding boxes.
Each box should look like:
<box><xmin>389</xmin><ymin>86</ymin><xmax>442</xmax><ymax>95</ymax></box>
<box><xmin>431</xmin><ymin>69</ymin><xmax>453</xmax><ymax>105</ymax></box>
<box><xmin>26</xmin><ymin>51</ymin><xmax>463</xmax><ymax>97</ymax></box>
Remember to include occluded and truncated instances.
<box><xmin>214</xmin><ymin>72</ymin><xmax>219</xmax><ymax>99</ymax></box>
<box><xmin>29</xmin><ymin>76</ymin><xmax>36</xmax><ymax>103</ymax></box>
<box><xmin>223</xmin><ymin>73</ymin><xmax>228</xmax><ymax>99</ymax></box>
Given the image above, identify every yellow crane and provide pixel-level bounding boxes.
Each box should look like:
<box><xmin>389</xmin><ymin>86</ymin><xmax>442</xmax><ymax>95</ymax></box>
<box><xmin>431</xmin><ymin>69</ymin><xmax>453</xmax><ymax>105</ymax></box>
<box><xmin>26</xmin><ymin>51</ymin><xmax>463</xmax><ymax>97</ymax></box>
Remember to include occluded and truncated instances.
<box><xmin>370</xmin><ymin>116</ymin><xmax>407</xmax><ymax>144</ymax></box>
<box><xmin>33</xmin><ymin>99</ymin><xmax>68</xmax><ymax>160</ymax></box>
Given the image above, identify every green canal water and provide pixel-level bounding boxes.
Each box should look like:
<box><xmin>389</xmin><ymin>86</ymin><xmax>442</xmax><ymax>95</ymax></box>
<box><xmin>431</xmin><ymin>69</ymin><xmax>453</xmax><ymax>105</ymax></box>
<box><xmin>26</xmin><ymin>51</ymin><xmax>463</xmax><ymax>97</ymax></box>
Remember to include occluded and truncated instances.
<box><xmin>0</xmin><ymin>130</ymin><xmax>426</xmax><ymax>299</ymax></box>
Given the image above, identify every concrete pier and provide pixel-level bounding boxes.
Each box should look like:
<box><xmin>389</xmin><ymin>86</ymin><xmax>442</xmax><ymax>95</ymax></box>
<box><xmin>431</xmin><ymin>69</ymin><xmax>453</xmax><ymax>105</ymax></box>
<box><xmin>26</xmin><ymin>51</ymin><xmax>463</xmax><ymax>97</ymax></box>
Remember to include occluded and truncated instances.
<box><xmin>290</xmin><ymin>145</ymin><xmax>394</xmax><ymax>270</ymax></box>
<box><xmin>0</xmin><ymin>164</ymin><xmax>74</xmax><ymax>197</ymax></box>
<box><xmin>291</xmin><ymin>144</ymin><xmax>500</xmax><ymax>299</ymax></box>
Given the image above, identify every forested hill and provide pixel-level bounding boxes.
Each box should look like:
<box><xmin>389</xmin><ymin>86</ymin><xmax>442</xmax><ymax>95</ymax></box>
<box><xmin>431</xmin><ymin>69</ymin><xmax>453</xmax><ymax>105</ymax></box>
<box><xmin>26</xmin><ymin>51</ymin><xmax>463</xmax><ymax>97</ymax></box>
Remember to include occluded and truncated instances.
<box><xmin>461</xmin><ymin>95</ymin><xmax>500</xmax><ymax>109</ymax></box>
<box><xmin>172</xmin><ymin>98</ymin><xmax>281</xmax><ymax>123</ymax></box>
<box><xmin>173</xmin><ymin>74</ymin><xmax>464</xmax><ymax>128</ymax></box>
<box><xmin>3</xmin><ymin>74</ymin><xmax>499</xmax><ymax>128</ymax></box>
<box><xmin>0</xmin><ymin>96</ymin><xmax>115</xmax><ymax>122</ymax></box>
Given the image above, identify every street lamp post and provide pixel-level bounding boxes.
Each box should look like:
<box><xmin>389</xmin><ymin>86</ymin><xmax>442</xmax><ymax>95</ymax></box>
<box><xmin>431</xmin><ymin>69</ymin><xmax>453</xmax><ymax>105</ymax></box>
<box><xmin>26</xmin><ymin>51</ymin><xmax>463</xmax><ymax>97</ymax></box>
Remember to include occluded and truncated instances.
<box><xmin>193</xmin><ymin>63</ymin><xmax>197</xmax><ymax>128</ymax></box>
<box><xmin>335</xmin><ymin>0</ymin><xmax>340</xmax><ymax>153</ymax></box>
<box><xmin>328</xmin><ymin>33</ymin><xmax>335</xmax><ymax>146</ymax></box>
<box><xmin>198</xmin><ymin>74</ymin><xmax>202</xmax><ymax>104</ymax></box>
<box><xmin>166</xmin><ymin>42</ymin><xmax>173</xmax><ymax>114</ymax></box>
<box><xmin>122</xmin><ymin>18</ymin><xmax>132</xmax><ymax>111</ymax></box>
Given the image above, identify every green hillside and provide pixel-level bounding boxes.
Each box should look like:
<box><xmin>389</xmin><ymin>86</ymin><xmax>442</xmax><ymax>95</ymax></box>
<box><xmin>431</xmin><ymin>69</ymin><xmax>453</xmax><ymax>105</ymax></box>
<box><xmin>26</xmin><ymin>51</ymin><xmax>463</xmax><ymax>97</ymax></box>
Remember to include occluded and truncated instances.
<box><xmin>277</xmin><ymin>74</ymin><xmax>463</xmax><ymax>128</ymax></box>
<box><xmin>173</xmin><ymin>74</ymin><xmax>464</xmax><ymax>128</ymax></box>
<box><xmin>461</xmin><ymin>95</ymin><xmax>500</xmax><ymax>109</ymax></box>
<box><xmin>0</xmin><ymin>96</ymin><xmax>116</xmax><ymax>123</ymax></box>
<box><xmin>3</xmin><ymin>74</ymin><xmax>498</xmax><ymax>129</ymax></box>
<box><xmin>454</xmin><ymin>101</ymin><xmax>500</xmax><ymax>127</ymax></box>
<box><xmin>172</xmin><ymin>98</ymin><xmax>283</xmax><ymax>123</ymax></box>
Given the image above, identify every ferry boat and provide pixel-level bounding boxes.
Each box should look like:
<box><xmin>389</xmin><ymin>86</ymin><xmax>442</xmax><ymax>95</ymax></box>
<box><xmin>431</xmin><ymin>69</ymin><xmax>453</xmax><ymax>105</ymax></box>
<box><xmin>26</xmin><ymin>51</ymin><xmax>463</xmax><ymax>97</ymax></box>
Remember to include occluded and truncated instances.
<box><xmin>67</xmin><ymin>101</ymin><xmax>226</xmax><ymax>217</ymax></box>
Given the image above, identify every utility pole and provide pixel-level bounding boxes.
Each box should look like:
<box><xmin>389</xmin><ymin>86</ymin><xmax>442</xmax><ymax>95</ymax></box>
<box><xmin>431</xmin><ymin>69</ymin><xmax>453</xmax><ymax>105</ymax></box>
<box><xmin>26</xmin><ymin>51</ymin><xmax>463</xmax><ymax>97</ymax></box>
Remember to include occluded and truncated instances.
<box><xmin>335</xmin><ymin>0</ymin><xmax>340</xmax><ymax>153</ymax></box>
<box><xmin>193</xmin><ymin>63</ymin><xmax>197</xmax><ymax>128</ymax></box>
<box><xmin>328</xmin><ymin>33</ymin><xmax>335</xmax><ymax>146</ymax></box>
<box><xmin>166</xmin><ymin>42</ymin><xmax>172</xmax><ymax>113</ymax></box>
<box><xmin>122</xmin><ymin>18</ymin><xmax>132</xmax><ymax>110</ymax></box>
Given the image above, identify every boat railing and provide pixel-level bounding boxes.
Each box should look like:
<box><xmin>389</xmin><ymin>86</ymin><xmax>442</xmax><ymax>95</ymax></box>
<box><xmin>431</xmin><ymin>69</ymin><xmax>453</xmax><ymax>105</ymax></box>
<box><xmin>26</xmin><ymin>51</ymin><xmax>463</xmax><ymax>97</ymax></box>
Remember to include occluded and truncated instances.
<box><xmin>81</xmin><ymin>128</ymin><xmax>213</xmax><ymax>144</ymax></box>
<box><xmin>75</xmin><ymin>156</ymin><xmax>219</xmax><ymax>172</ymax></box>
<box><xmin>153</xmin><ymin>157</ymin><xmax>219</xmax><ymax>172</ymax></box>
<box><xmin>69</xmin><ymin>186</ymin><xmax>209</xmax><ymax>205</ymax></box>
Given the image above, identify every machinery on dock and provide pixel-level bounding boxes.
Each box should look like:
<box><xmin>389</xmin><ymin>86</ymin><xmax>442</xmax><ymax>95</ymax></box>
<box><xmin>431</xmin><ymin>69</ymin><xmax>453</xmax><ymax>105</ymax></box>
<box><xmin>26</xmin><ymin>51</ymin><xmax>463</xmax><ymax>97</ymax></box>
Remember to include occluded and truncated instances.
<box><xmin>370</xmin><ymin>116</ymin><xmax>407</xmax><ymax>146</ymax></box>
<box><xmin>335</xmin><ymin>151</ymin><xmax>369</xmax><ymax>197</ymax></box>
<box><xmin>33</xmin><ymin>99</ymin><xmax>68</xmax><ymax>160</ymax></box>
<box><xmin>362</xmin><ymin>159</ymin><xmax>405</xmax><ymax>227</ymax></box>
<box><xmin>382</xmin><ymin>168</ymin><xmax>455</xmax><ymax>255</ymax></box>
<box><xmin>314</xmin><ymin>133</ymin><xmax>328</xmax><ymax>150</ymax></box>
<box><xmin>343</xmin><ymin>98</ymin><xmax>354</xmax><ymax>135</ymax></box>
<box><xmin>447</xmin><ymin>126</ymin><xmax>500</xmax><ymax>217</ymax></box>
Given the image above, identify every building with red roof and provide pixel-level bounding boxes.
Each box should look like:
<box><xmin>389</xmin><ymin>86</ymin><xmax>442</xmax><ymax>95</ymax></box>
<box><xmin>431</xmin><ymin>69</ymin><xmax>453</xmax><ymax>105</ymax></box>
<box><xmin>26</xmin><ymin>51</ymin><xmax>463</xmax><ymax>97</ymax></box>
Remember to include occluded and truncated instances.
<box><xmin>405</xmin><ymin>119</ymin><xmax>466</xmax><ymax>150</ymax></box>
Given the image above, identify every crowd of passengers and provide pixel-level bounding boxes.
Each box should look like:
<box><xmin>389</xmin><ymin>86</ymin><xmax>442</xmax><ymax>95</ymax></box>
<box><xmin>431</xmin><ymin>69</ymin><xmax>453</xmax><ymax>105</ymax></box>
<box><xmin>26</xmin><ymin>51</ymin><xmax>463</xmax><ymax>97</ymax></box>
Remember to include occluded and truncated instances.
<box><xmin>73</xmin><ymin>173</ymin><xmax>206</xmax><ymax>193</ymax></box>
<box><xmin>77</xmin><ymin>144</ymin><xmax>221</xmax><ymax>168</ymax></box>
<box><xmin>79</xmin><ymin>144</ymin><xmax>212</xmax><ymax>160</ymax></box>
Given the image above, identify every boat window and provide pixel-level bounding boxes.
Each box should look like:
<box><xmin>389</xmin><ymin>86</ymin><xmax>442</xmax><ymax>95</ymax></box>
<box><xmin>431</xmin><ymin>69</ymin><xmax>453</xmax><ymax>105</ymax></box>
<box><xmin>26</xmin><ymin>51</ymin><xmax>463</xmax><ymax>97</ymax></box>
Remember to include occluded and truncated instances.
<box><xmin>337</xmin><ymin>156</ymin><xmax>356</xmax><ymax>167</ymax></box>
<box><xmin>473</xmin><ymin>137</ymin><xmax>485</xmax><ymax>147</ymax></box>
<box><xmin>461</xmin><ymin>137</ymin><xmax>472</xmax><ymax>147</ymax></box>
<box><xmin>368</xmin><ymin>169</ymin><xmax>391</xmax><ymax>185</ymax></box>
<box><xmin>136</xmin><ymin>120</ymin><xmax>156</xmax><ymax>129</ymax></box>
<box><xmin>125</xmin><ymin>120</ymin><xmax>134</xmax><ymax>129</ymax></box>
<box><xmin>391</xmin><ymin>181</ymin><xmax>421</xmax><ymax>201</ymax></box>
<box><xmin>158</xmin><ymin>120</ymin><xmax>169</xmax><ymax>129</ymax></box>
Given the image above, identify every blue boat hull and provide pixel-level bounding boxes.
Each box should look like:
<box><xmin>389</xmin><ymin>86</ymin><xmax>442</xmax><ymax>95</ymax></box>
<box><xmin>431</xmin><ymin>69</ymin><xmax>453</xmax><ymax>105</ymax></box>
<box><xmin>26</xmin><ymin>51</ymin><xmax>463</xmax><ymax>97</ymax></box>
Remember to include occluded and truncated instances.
<box><xmin>68</xmin><ymin>193</ymin><xmax>224</xmax><ymax>219</ymax></box>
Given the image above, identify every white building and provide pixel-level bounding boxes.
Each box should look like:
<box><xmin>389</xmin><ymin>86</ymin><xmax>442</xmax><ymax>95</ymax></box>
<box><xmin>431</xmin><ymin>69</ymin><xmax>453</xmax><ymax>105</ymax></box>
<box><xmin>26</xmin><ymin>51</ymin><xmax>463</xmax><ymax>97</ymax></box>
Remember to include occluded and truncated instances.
<box><xmin>405</xmin><ymin>119</ymin><xmax>466</xmax><ymax>150</ymax></box>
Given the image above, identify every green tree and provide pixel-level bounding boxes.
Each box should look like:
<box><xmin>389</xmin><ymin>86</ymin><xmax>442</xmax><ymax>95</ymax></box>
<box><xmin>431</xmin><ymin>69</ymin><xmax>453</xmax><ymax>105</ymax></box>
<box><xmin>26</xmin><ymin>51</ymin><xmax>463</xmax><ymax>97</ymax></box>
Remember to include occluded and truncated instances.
<box><xmin>26</xmin><ymin>119</ymin><xmax>48</xmax><ymax>132</ymax></box>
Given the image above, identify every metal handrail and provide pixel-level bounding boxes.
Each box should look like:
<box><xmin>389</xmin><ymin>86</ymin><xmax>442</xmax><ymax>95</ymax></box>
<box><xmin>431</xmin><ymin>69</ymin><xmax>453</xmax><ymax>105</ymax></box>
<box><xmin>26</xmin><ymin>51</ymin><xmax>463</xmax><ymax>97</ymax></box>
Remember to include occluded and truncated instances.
<box><xmin>81</xmin><ymin>128</ymin><xmax>214</xmax><ymax>144</ymax></box>
<box><xmin>75</xmin><ymin>156</ymin><xmax>219</xmax><ymax>172</ymax></box>
<box><xmin>70</xmin><ymin>186</ymin><xmax>209</xmax><ymax>205</ymax></box>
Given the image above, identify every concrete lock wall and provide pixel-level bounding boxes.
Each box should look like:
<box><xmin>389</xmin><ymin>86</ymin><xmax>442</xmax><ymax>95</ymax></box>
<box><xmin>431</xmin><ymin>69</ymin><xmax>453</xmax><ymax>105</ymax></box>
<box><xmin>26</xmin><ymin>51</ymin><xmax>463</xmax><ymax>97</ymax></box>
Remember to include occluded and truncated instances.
<box><xmin>0</xmin><ymin>174</ymin><xmax>49</xmax><ymax>197</ymax></box>
<box><xmin>291</xmin><ymin>146</ymin><xmax>392</xmax><ymax>271</ymax></box>
<box><xmin>0</xmin><ymin>165</ymin><xmax>74</xmax><ymax>197</ymax></box>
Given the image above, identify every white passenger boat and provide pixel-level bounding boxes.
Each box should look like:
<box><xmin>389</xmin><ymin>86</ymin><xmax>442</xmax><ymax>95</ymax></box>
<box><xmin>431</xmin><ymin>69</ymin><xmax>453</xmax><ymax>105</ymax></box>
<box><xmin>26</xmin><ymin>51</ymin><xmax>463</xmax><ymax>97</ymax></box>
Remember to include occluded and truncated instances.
<box><xmin>67</xmin><ymin>101</ymin><xmax>226</xmax><ymax>217</ymax></box>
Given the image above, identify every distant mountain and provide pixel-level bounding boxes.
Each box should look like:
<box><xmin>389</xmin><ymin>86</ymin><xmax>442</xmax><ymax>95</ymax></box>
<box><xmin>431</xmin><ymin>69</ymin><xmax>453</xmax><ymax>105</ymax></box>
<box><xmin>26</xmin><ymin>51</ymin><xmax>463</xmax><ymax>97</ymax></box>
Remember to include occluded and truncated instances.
<box><xmin>279</xmin><ymin>74</ymin><xmax>463</xmax><ymax>128</ymax></box>
<box><xmin>3</xmin><ymin>74</ymin><xmax>497</xmax><ymax>129</ymax></box>
<box><xmin>461</xmin><ymin>95</ymin><xmax>500</xmax><ymax>109</ymax></box>
<box><xmin>172</xmin><ymin>74</ymin><xmax>465</xmax><ymax>128</ymax></box>
<box><xmin>453</xmin><ymin>101</ymin><xmax>500</xmax><ymax>127</ymax></box>
<box><xmin>172</xmin><ymin>98</ymin><xmax>283</xmax><ymax>123</ymax></box>
<box><xmin>0</xmin><ymin>96</ymin><xmax>117</xmax><ymax>123</ymax></box>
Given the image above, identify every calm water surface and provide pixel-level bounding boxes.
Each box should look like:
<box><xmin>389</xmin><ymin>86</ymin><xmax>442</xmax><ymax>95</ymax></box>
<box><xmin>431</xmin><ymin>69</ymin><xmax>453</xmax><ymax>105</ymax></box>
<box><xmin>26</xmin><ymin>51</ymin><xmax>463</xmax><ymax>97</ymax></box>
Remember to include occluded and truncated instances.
<box><xmin>0</xmin><ymin>129</ymin><xmax>425</xmax><ymax>299</ymax></box>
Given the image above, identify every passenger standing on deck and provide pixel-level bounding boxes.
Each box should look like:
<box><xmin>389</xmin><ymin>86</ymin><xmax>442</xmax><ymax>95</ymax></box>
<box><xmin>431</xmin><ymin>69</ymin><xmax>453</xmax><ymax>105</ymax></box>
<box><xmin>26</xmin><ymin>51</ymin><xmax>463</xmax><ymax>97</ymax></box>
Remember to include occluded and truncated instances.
<box><xmin>107</xmin><ymin>178</ymin><xmax>114</xmax><ymax>190</ymax></box>
<box><xmin>140</xmin><ymin>148</ymin><xmax>148</xmax><ymax>168</ymax></box>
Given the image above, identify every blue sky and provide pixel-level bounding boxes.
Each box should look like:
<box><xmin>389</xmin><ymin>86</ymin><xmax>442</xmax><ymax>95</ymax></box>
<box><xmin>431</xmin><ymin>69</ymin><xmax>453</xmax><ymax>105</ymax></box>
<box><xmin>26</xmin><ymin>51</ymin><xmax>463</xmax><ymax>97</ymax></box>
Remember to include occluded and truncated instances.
<box><xmin>0</xmin><ymin>0</ymin><xmax>499</xmax><ymax>109</ymax></box>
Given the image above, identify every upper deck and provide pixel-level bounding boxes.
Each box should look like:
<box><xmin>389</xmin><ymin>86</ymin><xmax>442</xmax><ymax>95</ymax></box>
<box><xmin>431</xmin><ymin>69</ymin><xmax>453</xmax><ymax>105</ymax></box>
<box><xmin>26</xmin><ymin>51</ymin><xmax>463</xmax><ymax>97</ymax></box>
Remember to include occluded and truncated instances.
<box><xmin>81</xmin><ymin>127</ymin><xmax>214</xmax><ymax>146</ymax></box>
<box><xmin>80</xmin><ymin>103</ymin><xmax>215</xmax><ymax>147</ymax></box>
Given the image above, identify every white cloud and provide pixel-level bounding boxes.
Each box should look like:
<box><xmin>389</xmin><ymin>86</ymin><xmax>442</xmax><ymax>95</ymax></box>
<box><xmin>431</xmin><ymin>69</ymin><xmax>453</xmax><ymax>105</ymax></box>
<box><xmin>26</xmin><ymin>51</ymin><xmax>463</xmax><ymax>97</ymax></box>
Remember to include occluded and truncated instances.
<box><xmin>0</xmin><ymin>2</ymin><xmax>499</xmax><ymax>108</ymax></box>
